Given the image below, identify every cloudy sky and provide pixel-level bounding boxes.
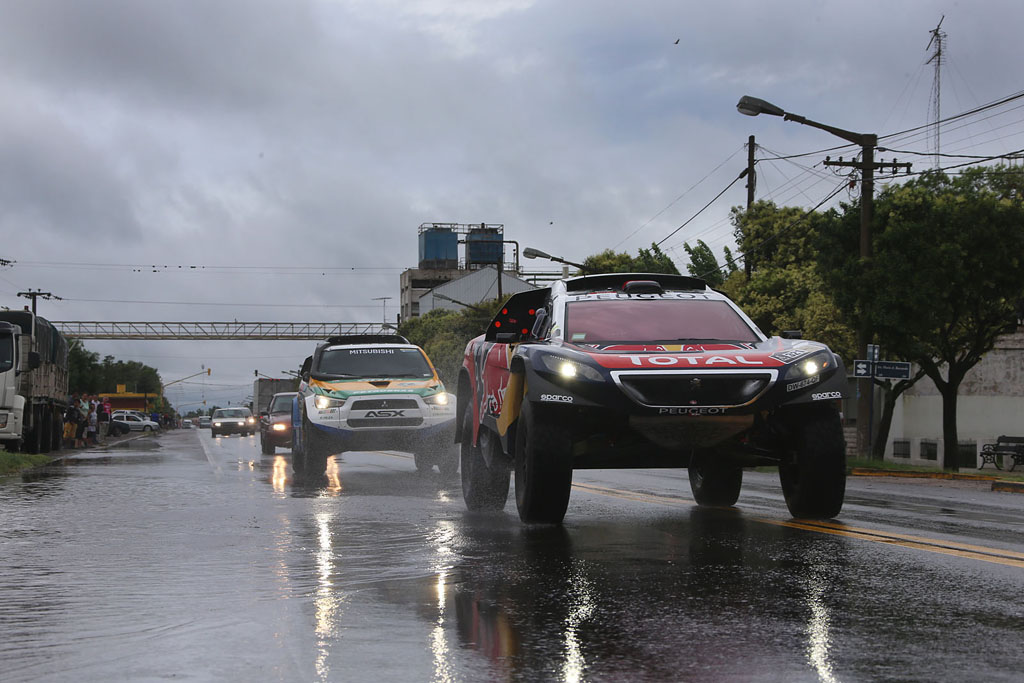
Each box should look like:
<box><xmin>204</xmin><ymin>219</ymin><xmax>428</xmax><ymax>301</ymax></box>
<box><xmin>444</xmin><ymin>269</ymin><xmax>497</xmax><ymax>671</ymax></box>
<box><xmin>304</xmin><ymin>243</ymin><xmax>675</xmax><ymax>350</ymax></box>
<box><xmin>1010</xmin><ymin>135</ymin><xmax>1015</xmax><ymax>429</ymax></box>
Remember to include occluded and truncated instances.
<box><xmin>3</xmin><ymin>0</ymin><xmax>1022</xmax><ymax>412</ymax></box>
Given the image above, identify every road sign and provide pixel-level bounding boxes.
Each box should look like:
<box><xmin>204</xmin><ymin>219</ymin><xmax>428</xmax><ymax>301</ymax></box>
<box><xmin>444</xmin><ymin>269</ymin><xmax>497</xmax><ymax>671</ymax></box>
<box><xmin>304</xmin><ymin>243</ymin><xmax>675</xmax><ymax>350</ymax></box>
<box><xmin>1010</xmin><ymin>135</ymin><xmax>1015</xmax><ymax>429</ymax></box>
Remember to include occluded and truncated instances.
<box><xmin>874</xmin><ymin>361</ymin><xmax>912</xmax><ymax>379</ymax></box>
<box><xmin>854</xmin><ymin>360</ymin><xmax>873</xmax><ymax>378</ymax></box>
<box><xmin>868</xmin><ymin>344</ymin><xmax>880</xmax><ymax>362</ymax></box>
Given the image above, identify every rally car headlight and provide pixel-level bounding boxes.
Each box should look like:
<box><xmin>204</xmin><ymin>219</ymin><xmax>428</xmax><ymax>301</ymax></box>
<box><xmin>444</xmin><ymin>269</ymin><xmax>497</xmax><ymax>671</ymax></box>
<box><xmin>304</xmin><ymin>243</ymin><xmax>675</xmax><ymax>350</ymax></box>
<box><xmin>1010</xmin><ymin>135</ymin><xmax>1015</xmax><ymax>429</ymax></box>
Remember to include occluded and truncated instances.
<box><xmin>794</xmin><ymin>352</ymin><xmax>833</xmax><ymax>378</ymax></box>
<box><xmin>314</xmin><ymin>395</ymin><xmax>346</xmax><ymax>410</ymax></box>
<box><xmin>536</xmin><ymin>354</ymin><xmax>604</xmax><ymax>382</ymax></box>
<box><xmin>424</xmin><ymin>392</ymin><xmax>450</xmax><ymax>406</ymax></box>
<box><xmin>272</xmin><ymin>423</ymin><xmax>287</xmax><ymax>431</ymax></box>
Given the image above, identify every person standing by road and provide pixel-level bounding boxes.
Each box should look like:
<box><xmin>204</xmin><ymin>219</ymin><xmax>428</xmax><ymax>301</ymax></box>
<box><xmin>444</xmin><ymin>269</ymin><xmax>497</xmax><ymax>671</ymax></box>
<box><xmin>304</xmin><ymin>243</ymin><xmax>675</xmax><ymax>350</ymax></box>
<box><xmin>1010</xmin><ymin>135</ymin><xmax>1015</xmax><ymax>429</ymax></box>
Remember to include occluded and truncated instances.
<box><xmin>87</xmin><ymin>406</ymin><xmax>98</xmax><ymax>446</ymax></box>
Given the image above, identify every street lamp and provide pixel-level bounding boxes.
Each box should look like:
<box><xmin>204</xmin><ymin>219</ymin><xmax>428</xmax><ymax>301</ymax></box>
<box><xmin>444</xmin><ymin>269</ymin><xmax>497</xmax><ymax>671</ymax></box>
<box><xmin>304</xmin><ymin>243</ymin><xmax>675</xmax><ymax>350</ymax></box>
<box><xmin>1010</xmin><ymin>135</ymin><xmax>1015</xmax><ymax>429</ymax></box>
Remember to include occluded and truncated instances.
<box><xmin>523</xmin><ymin>247</ymin><xmax>588</xmax><ymax>272</ymax></box>
<box><xmin>372</xmin><ymin>296</ymin><xmax>392</xmax><ymax>324</ymax></box>
<box><xmin>737</xmin><ymin>95</ymin><xmax>876</xmax><ymax>458</ymax></box>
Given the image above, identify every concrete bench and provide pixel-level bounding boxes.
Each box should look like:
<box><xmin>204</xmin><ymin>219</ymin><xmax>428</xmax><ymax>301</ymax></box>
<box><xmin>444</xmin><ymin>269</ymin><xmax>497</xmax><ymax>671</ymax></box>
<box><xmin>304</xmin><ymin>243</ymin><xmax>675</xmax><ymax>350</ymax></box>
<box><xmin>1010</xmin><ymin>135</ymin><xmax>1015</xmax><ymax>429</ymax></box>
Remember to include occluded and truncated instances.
<box><xmin>980</xmin><ymin>436</ymin><xmax>1024</xmax><ymax>471</ymax></box>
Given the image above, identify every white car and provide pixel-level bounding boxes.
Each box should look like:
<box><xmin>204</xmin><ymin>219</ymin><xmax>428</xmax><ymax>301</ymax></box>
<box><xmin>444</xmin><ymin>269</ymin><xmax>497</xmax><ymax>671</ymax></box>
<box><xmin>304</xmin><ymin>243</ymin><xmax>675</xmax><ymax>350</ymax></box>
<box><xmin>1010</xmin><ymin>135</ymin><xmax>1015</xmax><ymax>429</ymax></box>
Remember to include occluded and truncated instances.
<box><xmin>112</xmin><ymin>410</ymin><xmax>149</xmax><ymax>421</ymax></box>
<box><xmin>119</xmin><ymin>414</ymin><xmax>160</xmax><ymax>432</ymax></box>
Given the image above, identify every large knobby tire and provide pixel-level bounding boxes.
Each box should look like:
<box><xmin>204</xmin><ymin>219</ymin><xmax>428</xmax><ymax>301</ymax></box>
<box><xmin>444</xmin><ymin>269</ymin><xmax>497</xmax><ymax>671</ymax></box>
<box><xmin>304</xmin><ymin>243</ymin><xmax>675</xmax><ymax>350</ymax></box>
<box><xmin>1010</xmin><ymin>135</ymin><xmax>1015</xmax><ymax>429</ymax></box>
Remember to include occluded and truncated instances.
<box><xmin>413</xmin><ymin>452</ymin><xmax>433</xmax><ymax>473</ymax></box>
<box><xmin>291</xmin><ymin>421</ymin><xmax>306</xmax><ymax>474</ymax></box>
<box><xmin>437</xmin><ymin>446</ymin><xmax>460</xmax><ymax>478</ymax></box>
<box><xmin>778</xmin><ymin>405</ymin><xmax>846</xmax><ymax>518</ymax></box>
<box><xmin>27</xmin><ymin>407</ymin><xmax>44</xmax><ymax>454</ymax></box>
<box><xmin>302</xmin><ymin>412</ymin><xmax>329</xmax><ymax>477</ymax></box>
<box><xmin>40</xmin><ymin>408</ymin><xmax>53</xmax><ymax>453</ymax></box>
<box><xmin>460</xmin><ymin>411</ymin><xmax>510</xmax><ymax>511</ymax></box>
<box><xmin>688</xmin><ymin>452</ymin><xmax>743</xmax><ymax>506</ymax></box>
<box><xmin>260</xmin><ymin>436</ymin><xmax>275</xmax><ymax>455</ymax></box>
<box><xmin>514</xmin><ymin>400</ymin><xmax>573</xmax><ymax>524</ymax></box>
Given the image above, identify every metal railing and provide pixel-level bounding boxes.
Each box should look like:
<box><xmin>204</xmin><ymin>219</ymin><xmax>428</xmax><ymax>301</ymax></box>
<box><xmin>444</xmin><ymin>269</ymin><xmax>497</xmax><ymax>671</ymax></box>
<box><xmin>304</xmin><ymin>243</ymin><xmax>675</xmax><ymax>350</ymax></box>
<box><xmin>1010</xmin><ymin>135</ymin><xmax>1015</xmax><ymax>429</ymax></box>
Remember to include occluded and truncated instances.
<box><xmin>54</xmin><ymin>321</ymin><xmax>396</xmax><ymax>340</ymax></box>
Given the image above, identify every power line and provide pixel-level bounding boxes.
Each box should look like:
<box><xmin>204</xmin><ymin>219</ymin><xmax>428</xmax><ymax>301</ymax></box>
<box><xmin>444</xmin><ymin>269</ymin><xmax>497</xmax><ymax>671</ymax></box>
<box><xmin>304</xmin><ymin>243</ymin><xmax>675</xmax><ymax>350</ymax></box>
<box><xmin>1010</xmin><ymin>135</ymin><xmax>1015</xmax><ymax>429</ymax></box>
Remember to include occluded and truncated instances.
<box><xmin>654</xmin><ymin>171</ymin><xmax>748</xmax><ymax>248</ymax></box>
<box><xmin>613</xmin><ymin>146</ymin><xmax>745</xmax><ymax>249</ymax></box>
<box><xmin>60</xmin><ymin>297</ymin><xmax>384</xmax><ymax>308</ymax></box>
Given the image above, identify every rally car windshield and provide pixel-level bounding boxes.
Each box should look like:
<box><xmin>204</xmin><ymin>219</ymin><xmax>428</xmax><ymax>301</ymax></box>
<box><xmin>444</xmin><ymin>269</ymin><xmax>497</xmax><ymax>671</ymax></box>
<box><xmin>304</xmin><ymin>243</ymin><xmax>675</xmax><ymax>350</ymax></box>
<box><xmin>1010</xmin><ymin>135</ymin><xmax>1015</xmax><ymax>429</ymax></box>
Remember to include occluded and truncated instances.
<box><xmin>565</xmin><ymin>299</ymin><xmax>759</xmax><ymax>344</ymax></box>
<box><xmin>316</xmin><ymin>347</ymin><xmax>433</xmax><ymax>379</ymax></box>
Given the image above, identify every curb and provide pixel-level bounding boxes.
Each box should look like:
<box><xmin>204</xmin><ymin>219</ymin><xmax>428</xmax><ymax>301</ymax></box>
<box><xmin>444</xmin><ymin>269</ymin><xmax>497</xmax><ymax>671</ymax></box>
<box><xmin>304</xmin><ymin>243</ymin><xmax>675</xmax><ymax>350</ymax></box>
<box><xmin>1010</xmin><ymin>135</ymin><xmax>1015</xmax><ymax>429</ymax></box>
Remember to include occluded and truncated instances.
<box><xmin>850</xmin><ymin>467</ymin><xmax>998</xmax><ymax>481</ymax></box>
<box><xmin>48</xmin><ymin>431</ymin><xmax>159</xmax><ymax>462</ymax></box>
<box><xmin>992</xmin><ymin>481</ymin><xmax>1024</xmax><ymax>494</ymax></box>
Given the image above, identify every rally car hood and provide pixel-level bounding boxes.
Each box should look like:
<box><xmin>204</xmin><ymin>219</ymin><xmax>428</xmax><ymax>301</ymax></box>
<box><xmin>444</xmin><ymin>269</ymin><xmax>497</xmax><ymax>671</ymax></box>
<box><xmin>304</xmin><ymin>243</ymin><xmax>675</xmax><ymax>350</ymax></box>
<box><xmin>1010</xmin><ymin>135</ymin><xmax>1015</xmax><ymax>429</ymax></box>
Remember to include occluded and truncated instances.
<box><xmin>565</xmin><ymin>337</ymin><xmax>828</xmax><ymax>369</ymax></box>
<box><xmin>308</xmin><ymin>377</ymin><xmax>444</xmax><ymax>398</ymax></box>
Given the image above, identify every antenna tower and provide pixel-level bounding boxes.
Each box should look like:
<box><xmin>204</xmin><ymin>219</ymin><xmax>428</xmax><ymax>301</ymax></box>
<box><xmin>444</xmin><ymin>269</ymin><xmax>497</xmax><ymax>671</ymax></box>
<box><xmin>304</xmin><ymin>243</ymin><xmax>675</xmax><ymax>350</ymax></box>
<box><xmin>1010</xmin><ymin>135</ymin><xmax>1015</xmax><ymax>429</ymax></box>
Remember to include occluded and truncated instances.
<box><xmin>926</xmin><ymin>16</ymin><xmax>946</xmax><ymax>168</ymax></box>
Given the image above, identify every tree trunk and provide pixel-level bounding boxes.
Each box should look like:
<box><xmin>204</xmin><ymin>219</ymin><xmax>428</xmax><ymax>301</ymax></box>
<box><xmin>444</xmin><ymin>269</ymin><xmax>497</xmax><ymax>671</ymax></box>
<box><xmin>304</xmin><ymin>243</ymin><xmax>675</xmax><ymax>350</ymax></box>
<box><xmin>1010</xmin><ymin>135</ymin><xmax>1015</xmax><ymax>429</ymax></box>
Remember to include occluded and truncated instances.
<box><xmin>872</xmin><ymin>390</ymin><xmax>897</xmax><ymax>460</ymax></box>
<box><xmin>940</xmin><ymin>382</ymin><xmax>960</xmax><ymax>471</ymax></box>
<box><xmin>871</xmin><ymin>371</ymin><xmax>926</xmax><ymax>460</ymax></box>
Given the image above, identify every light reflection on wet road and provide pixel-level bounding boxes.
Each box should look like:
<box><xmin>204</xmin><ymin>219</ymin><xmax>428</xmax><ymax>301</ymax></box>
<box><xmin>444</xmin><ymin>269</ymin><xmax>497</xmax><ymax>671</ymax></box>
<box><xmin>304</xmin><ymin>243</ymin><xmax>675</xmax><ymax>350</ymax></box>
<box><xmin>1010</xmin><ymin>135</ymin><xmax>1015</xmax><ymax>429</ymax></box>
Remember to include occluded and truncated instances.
<box><xmin>1</xmin><ymin>428</ymin><xmax>1023</xmax><ymax>682</ymax></box>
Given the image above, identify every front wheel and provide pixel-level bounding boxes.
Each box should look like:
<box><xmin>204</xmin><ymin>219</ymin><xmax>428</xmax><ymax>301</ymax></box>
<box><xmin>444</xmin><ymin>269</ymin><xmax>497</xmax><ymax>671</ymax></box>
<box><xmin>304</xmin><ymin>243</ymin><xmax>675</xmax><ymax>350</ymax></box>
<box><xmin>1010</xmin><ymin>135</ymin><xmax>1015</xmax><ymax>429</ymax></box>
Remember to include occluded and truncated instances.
<box><xmin>514</xmin><ymin>401</ymin><xmax>573</xmax><ymax>524</ymax></box>
<box><xmin>413</xmin><ymin>452</ymin><xmax>433</xmax><ymax>473</ymax></box>
<box><xmin>460</xmin><ymin>411</ymin><xmax>509</xmax><ymax>511</ymax></box>
<box><xmin>688</xmin><ymin>452</ymin><xmax>742</xmax><ymax>506</ymax></box>
<box><xmin>778</xmin><ymin>406</ymin><xmax>846</xmax><ymax>518</ymax></box>
<box><xmin>301</xmin><ymin>412</ymin><xmax>329</xmax><ymax>476</ymax></box>
<box><xmin>143</xmin><ymin>425</ymin><xmax>153</xmax><ymax>432</ymax></box>
<box><xmin>261</xmin><ymin>436</ymin><xmax>275</xmax><ymax>455</ymax></box>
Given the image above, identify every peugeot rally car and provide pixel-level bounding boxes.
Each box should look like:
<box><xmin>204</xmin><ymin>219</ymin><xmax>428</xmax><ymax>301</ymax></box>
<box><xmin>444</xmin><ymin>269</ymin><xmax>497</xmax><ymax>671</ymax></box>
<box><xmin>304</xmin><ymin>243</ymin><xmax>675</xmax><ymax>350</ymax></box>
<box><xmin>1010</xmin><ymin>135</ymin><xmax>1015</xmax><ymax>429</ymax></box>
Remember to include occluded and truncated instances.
<box><xmin>291</xmin><ymin>334</ymin><xmax>457</xmax><ymax>476</ymax></box>
<box><xmin>456</xmin><ymin>273</ymin><xmax>849</xmax><ymax>524</ymax></box>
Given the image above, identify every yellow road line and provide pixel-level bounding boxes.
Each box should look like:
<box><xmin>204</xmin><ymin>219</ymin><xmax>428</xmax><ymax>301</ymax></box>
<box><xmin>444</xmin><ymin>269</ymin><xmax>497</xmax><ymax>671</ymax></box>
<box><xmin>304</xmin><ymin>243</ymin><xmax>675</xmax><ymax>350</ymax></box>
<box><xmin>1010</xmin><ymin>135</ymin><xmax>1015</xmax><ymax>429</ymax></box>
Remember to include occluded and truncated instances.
<box><xmin>571</xmin><ymin>481</ymin><xmax>1024</xmax><ymax>569</ymax></box>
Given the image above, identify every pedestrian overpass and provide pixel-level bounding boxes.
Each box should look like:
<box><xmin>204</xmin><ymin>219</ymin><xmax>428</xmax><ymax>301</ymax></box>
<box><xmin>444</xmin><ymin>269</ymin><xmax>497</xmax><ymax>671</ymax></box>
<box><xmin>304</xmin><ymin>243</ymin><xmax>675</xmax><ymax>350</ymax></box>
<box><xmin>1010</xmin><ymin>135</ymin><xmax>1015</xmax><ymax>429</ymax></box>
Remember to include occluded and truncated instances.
<box><xmin>54</xmin><ymin>321</ymin><xmax>395</xmax><ymax>340</ymax></box>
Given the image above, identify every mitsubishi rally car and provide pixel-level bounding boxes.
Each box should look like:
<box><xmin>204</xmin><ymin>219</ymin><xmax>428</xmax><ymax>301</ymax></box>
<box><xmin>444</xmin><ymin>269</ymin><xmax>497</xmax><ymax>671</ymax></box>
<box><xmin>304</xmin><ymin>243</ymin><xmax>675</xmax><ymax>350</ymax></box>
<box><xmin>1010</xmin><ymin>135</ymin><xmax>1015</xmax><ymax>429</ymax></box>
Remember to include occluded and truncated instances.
<box><xmin>456</xmin><ymin>273</ymin><xmax>850</xmax><ymax>524</ymax></box>
<box><xmin>291</xmin><ymin>334</ymin><xmax>457</xmax><ymax>476</ymax></box>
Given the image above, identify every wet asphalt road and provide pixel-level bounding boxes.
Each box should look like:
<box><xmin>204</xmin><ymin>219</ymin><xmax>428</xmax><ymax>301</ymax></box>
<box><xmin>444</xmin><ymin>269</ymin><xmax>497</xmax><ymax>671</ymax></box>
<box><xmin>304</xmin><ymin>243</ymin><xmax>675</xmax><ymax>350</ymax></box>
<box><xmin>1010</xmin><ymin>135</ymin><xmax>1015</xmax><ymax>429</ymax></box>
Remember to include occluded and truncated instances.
<box><xmin>2</xmin><ymin>429</ymin><xmax>1023</xmax><ymax>682</ymax></box>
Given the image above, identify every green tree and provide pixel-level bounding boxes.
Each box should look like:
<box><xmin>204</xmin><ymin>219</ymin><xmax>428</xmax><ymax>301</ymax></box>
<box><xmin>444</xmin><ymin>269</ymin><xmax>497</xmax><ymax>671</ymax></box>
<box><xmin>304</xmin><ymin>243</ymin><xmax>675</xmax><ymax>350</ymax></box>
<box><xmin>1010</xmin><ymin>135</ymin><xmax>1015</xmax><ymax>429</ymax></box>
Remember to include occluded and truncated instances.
<box><xmin>581</xmin><ymin>243</ymin><xmax>679</xmax><ymax>275</ymax></box>
<box><xmin>399</xmin><ymin>299</ymin><xmax>505</xmax><ymax>388</ymax></box>
<box><xmin>818</xmin><ymin>167</ymin><xmax>1024</xmax><ymax>469</ymax></box>
<box><xmin>722</xmin><ymin>201</ymin><xmax>856</xmax><ymax>361</ymax></box>
<box><xmin>67</xmin><ymin>338</ymin><xmax>163</xmax><ymax>398</ymax></box>
<box><xmin>682</xmin><ymin>239</ymin><xmax>736</xmax><ymax>287</ymax></box>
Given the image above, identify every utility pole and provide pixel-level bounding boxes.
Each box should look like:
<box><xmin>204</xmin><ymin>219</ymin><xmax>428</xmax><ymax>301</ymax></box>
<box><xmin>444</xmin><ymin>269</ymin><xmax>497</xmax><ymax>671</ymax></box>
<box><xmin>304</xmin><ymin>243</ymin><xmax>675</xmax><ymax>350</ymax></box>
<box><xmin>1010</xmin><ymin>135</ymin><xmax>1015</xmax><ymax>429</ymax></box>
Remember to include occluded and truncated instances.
<box><xmin>745</xmin><ymin>135</ymin><xmax>756</xmax><ymax>278</ymax></box>
<box><xmin>737</xmin><ymin>95</ymin><xmax>915</xmax><ymax>458</ymax></box>
<box><xmin>17</xmin><ymin>289</ymin><xmax>62</xmax><ymax>315</ymax></box>
<box><xmin>823</xmin><ymin>150</ymin><xmax>910</xmax><ymax>455</ymax></box>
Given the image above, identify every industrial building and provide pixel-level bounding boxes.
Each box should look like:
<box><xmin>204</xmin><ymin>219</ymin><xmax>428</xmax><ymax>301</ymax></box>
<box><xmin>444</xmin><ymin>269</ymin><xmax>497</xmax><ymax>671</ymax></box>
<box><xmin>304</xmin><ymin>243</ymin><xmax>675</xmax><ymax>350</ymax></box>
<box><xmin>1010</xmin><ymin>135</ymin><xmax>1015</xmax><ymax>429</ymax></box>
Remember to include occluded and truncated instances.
<box><xmin>416</xmin><ymin>266</ymin><xmax>535</xmax><ymax>314</ymax></box>
<box><xmin>400</xmin><ymin>223</ymin><xmax>536</xmax><ymax>319</ymax></box>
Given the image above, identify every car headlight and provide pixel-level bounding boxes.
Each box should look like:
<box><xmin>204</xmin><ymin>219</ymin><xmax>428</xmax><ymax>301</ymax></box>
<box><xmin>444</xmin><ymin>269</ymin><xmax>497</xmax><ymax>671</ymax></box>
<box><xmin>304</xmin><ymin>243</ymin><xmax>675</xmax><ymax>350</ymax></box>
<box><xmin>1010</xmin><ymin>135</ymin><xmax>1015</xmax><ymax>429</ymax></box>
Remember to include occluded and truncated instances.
<box><xmin>213</xmin><ymin>421</ymin><xmax>222</xmax><ymax>427</ymax></box>
<box><xmin>536</xmin><ymin>354</ymin><xmax>604</xmax><ymax>382</ymax></box>
<box><xmin>314</xmin><ymin>395</ymin><xmax>346</xmax><ymax>410</ymax></box>
<box><xmin>424</xmin><ymin>391</ymin><xmax>450</xmax><ymax>406</ymax></box>
<box><xmin>272</xmin><ymin>423</ymin><xmax>287</xmax><ymax>431</ymax></box>
<box><xmin>246</xmin><ymin>416</ymin><xmax>256</xmax><ymax>424</ymax></box>
<box><xmin>792</xmin><ymin>352</ymin><xmax>834</xmax><ymax>378</ymax></box>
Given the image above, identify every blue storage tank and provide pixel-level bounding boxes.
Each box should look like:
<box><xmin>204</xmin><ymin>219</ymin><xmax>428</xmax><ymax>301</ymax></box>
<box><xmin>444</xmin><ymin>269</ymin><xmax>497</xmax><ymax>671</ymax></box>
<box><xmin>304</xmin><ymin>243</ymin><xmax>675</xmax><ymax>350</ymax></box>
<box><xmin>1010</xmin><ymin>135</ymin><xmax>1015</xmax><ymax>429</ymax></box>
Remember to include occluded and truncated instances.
<box><xmin>466</xmin><ymin>227</ymin><xmax>502</xmax><ymax>268</ymax></box>
<box><xmin>418</xmin><ymin>228</ymin><xmax>458</xmax><ymax>270</ymax></box>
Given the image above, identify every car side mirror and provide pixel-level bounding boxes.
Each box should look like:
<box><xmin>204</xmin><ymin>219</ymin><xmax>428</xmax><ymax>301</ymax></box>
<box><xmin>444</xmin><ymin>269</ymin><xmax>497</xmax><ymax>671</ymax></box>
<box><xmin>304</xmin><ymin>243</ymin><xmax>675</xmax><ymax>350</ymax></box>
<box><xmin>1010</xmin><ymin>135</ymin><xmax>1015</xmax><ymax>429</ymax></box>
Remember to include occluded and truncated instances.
<box><xmin>260</xmin><ymin>412</ymin><xmax>269</xmax><ymax>418</ymax></box>
<box><xmin>27</xmin><ymin>351</ymin><xmax>41</xmax><ymax>370</ymax></box>
<box><xmin>780</xmin><ymin>330</ymin><xmax>803</xmax><ymax>339</ymax></box>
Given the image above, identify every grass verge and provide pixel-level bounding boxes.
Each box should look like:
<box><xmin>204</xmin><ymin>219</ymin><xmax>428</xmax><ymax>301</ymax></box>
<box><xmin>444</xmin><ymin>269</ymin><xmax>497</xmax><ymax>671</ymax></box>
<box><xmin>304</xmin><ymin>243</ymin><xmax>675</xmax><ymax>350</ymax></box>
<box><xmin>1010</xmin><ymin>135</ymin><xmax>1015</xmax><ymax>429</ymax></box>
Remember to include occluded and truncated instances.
<box><xmin>0</xmin><ymin>452</ymin><xmax>53</xmax><ymax>477</ymax></box>
<box><xmin>846</xmin><ymin>457</ymin><xmax>1024</xmax><ymax>481</ymax></box>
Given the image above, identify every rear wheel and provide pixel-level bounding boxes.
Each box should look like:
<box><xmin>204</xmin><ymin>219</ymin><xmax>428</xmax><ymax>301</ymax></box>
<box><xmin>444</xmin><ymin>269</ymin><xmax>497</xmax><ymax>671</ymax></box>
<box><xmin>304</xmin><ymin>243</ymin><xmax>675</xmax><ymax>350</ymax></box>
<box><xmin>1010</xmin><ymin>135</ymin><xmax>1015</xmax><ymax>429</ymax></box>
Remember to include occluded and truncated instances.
<box><xmin>514</xmin><ymin>401</ymin><xmax>573</xmax><ymax>524</ymax></box>
<box><xmin>460</xmin><ymin>411</ymin><xmax>510</xmax><ymax>511</ymax></box>
<box><xmin>688</xmin><ymin>452</ymin><xmax>742</xmax><ymax>506</ymax></box>
<box><xmin>778</xmin><ymin>405</ymin><xmax>846</xmax><ymax>518</ymax></box>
